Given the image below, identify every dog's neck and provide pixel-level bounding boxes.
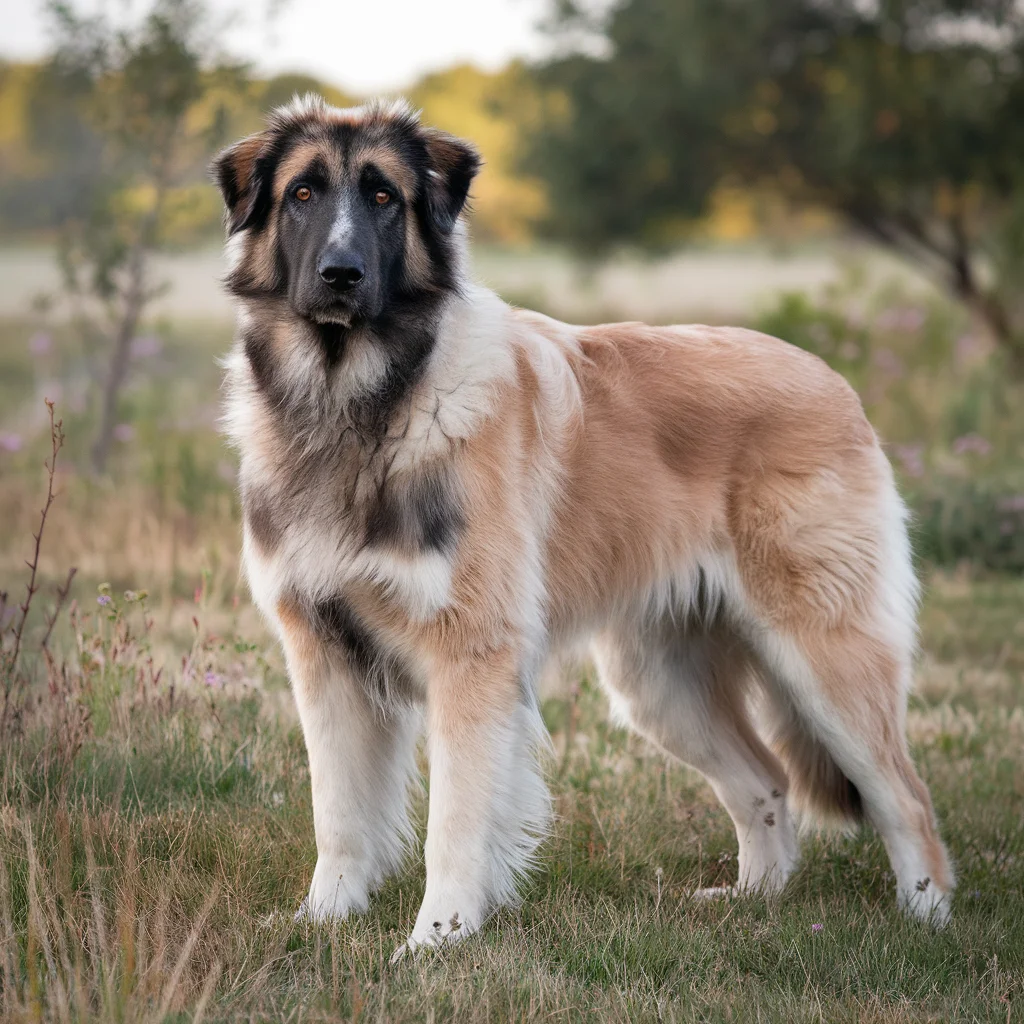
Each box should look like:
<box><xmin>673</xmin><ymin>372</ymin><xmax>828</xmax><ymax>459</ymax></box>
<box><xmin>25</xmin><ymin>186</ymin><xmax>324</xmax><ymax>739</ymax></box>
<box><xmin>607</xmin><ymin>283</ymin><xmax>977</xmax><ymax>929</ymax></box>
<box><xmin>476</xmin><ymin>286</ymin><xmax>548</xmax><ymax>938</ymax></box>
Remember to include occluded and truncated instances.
<box><xmin>225</xmin><ymin>281</ymin><xmax>515</xmax><ymax>479</ymax></box>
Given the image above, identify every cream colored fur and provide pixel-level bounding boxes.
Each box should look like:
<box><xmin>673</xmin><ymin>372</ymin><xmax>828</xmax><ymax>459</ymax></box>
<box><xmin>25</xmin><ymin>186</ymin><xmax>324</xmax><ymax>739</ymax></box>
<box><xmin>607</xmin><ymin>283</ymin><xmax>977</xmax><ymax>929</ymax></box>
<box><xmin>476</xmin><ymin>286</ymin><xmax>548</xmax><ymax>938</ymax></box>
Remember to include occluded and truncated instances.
<box><xmin>223</xmin><ymin>108</ymin><xmax>953</xmax><ymax>958</ymax></box>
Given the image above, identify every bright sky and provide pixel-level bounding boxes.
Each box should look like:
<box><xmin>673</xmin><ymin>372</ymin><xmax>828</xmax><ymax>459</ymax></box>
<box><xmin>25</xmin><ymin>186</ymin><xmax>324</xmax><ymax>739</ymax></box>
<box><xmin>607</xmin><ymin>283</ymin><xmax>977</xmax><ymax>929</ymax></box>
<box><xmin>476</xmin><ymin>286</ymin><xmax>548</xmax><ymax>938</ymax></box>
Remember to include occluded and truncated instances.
<box><xmin>4</xmin><ymin>0</ymin><xmax>552</xmax><ymax>94</ymax></box>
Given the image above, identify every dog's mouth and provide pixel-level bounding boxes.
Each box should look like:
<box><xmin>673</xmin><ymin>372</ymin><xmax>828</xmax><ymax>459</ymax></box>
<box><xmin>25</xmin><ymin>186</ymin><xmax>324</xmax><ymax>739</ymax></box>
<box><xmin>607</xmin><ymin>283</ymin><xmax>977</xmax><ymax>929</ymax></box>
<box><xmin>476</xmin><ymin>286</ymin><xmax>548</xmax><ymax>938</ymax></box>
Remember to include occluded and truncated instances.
<box><xmin>310</xmin><ymin>306</ymin><xmax>354</xmax><ymax>328</ymax></box>
<box><xmin>301</xmin><ymin>297</ymin><xmax>356</xmax><ymax>329</ymax></box>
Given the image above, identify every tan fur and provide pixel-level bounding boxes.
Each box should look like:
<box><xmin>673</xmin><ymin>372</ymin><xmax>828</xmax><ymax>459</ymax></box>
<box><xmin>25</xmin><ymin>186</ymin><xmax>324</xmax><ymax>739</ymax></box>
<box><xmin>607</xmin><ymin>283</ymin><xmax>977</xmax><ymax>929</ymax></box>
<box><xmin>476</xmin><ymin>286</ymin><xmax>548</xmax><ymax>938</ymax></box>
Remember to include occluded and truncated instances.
<box><xmin>353</xmin><ymin>145</ymin><xmax>418</xmax><ymax>199</ymax></box>
<box><xmin>222</xmin><ymin>101</ymin><xmax>953</xmax><ymax>947</ymax></box>
<box><xmin>275</xmin><ymin>142</ymin><xmax>340</xmax><ymax>196</ymax></box>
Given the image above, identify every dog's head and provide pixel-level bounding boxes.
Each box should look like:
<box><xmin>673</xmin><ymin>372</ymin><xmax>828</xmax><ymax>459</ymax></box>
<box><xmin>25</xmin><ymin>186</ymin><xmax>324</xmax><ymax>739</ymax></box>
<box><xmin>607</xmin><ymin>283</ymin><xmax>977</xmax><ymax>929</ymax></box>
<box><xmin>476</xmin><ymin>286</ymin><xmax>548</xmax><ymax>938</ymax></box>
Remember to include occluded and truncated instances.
<box><xmin>213</xmin><ymin>97</ymin><xmax>480</xmax><ymax>327</ymax></box>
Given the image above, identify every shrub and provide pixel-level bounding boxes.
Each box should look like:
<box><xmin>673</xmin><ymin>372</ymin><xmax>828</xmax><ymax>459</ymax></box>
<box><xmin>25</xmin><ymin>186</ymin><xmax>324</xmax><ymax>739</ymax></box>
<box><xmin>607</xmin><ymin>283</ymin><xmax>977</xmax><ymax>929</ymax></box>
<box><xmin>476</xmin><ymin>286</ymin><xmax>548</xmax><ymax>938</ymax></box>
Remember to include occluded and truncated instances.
<box><xmin>910</xmin><ymin>482</ymin><xmax>1024</xmax><ymax>574</ymax></box>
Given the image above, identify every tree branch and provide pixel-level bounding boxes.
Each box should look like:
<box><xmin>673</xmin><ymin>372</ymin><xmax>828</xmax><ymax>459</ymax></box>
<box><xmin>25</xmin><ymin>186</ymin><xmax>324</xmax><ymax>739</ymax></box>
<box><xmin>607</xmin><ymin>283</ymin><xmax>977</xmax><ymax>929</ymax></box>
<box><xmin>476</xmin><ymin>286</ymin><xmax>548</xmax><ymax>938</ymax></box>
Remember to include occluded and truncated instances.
<box><xmin>40</xmin><ymin>567</ymin><xmax>78</xmax><ymax>654</ymax></box>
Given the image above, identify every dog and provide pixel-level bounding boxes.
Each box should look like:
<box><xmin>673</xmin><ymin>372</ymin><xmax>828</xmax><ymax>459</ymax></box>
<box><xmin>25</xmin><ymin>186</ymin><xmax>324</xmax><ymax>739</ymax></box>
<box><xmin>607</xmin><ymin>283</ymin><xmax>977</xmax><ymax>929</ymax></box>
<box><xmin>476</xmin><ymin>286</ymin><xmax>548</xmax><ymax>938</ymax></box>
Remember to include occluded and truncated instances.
<box><xmin>214</xmin><ymin>95</ymin><xmax>953</xmax><ymax>956</ymax></box>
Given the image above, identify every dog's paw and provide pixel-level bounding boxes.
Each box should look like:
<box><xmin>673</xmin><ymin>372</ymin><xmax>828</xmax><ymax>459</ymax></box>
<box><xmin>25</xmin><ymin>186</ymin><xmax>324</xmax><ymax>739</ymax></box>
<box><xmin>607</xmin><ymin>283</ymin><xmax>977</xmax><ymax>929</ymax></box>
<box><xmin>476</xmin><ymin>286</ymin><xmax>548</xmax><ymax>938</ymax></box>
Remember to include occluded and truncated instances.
<box><xmin>900</xmin><ymin>878</ymin><xmax>952</xmax><ymax>927</ymax></box>
<box><xmin>390</xmin><ymin>909</ymin><xmax>476</xmax><ymax>964</ymax></box>
<box><xmin>295</xmin><ymin>858</ymin><xmax>370</xmax><ymax>924</ymax></box>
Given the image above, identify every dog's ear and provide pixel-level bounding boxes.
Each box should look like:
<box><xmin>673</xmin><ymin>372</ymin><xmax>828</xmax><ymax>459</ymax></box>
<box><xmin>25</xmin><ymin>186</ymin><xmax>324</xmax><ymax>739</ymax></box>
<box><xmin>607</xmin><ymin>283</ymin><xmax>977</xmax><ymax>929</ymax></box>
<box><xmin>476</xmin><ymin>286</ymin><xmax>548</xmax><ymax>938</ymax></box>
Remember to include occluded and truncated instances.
<box><xmin>212</xmin><ymin>133</ymin><xmax>272</xmax><ymax>235</ymax></box>
<box><xmin>421</xmin><ymin>128</ymin><xmax>481</xmax><ymax>234</ymax></box>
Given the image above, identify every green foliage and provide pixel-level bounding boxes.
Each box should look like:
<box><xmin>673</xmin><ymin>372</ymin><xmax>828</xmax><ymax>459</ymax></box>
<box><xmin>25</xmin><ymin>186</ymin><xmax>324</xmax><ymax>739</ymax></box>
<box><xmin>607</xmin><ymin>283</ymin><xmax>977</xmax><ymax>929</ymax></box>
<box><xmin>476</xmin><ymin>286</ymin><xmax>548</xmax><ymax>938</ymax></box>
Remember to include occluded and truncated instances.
<box><xmin>24</xmin><ymin>1</ymin><xmax>245</xmax><ymax>249</ymax></box>
<box><xmin>530</xmin><ymin>0</ymin><xmax>1024</xmax><ymax>365</ymax></box>
<box><xmin>0</xmin><ymin>55</ymin><xmax>549</xmax><ymax>247</ymax></box>
<box><xmin>752</xmin><ymin>288</ymin><xmax>870</xmax><ymax>382</ymax></box>
<box><xmin>911</xmin><ymin>481</ymin><xmax>1024</xmax><ymax>573</ymax></box>
<box><xmin>20</xmin><ymin>0</ymin><xmax>252</xmax><ymax>472</ymax></box>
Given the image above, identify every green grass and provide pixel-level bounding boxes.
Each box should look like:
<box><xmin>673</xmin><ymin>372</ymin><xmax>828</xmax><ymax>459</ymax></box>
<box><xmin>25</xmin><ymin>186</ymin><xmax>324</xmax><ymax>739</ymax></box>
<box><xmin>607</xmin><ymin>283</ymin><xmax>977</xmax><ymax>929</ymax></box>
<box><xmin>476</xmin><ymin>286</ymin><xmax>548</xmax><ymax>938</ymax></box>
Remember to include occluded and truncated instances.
<box><xmin>0</xmin><ymin>577</ymin><xmax>1022</xmax><ymax>1022</ymax></box>
<box><xmin>1</xmin><ymin>279</ymin><xmax>1023</xmax><ymax>1020</ymax></box>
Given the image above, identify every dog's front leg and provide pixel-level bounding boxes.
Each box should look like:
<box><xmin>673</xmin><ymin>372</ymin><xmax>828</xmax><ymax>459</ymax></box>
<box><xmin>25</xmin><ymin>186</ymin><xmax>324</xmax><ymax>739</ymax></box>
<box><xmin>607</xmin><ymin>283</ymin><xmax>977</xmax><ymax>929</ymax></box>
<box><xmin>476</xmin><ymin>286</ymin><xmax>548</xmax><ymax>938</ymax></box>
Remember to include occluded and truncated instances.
<box><xmin>394</xmin><ymin>648</ymin><xmax>550</xmax><ymax>957</ymax></box>
<box><xmin>277</xmin><ymin>601</ymin><xmax>419</xmax><ymax>922</ymax></box>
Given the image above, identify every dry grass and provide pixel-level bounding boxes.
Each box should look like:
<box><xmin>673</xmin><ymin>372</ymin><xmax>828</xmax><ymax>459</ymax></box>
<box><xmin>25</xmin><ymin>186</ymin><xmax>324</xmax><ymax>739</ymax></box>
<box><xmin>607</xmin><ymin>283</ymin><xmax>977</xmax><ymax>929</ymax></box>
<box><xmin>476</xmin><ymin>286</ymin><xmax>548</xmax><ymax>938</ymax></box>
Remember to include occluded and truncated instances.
<box><xmin>0</xmin><ymin>605</ymin><xmax>1021</xmax><ymax>1022</ymax></box>
<box><xmin>0</xmin><ymin>273</ymin><xmax>1022</xmax><ymax>1021</ymax></box>
<box><xmin>0</xmin><ymin>439</ymin><xmax>1022</xmax><ymax>1023</ymax></box>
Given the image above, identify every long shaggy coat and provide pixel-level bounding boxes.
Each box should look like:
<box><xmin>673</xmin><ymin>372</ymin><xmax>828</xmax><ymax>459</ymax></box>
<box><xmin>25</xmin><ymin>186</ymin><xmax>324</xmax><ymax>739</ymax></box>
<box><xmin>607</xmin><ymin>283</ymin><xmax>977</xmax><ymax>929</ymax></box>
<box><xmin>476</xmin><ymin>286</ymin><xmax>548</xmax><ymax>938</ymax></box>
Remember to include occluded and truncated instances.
<box><xmin>215</xmin><ymin>96</ymin><xmax>953</xmax><ymax>956</ymax></box>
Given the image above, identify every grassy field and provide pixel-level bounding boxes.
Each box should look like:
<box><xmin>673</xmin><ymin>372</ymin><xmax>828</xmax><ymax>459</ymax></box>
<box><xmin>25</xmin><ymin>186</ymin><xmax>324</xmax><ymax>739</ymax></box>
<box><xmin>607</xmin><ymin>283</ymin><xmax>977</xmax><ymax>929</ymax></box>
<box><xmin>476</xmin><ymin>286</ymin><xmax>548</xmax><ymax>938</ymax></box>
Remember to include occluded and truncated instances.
<box><xmin>1</xmin><ymin>253</ymin><xmax>1023</xmax><ymax>1021</ymax></box>
<box><xmin>1</xmin><ymin>560</ymin><xmax>1022</xmax><ymax>1022</ymax></box>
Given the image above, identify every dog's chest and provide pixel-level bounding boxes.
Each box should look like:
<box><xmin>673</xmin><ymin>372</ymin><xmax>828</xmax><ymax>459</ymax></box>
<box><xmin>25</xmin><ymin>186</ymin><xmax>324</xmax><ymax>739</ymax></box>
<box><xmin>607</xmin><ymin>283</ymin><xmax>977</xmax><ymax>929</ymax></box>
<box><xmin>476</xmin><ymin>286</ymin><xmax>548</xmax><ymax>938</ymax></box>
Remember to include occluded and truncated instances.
<box><xmin>240</xmin><ymin>453</ymin><xmax>464</xmax><ymax>635</ymax></box>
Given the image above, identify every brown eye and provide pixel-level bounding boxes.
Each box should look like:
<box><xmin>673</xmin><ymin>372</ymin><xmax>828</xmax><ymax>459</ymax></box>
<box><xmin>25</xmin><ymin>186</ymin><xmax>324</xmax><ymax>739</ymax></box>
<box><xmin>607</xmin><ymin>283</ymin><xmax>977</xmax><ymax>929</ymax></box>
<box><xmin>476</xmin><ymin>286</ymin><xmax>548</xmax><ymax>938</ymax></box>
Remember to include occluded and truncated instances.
<box><xmin>295</xmin><ymin>186</ymin><xmax>311</xmax><ymax>201</ymax></box>
<box><xmin>374</xmin><ymin>190</ymin><xmax>391</xmax><ymax>206</ymax></box>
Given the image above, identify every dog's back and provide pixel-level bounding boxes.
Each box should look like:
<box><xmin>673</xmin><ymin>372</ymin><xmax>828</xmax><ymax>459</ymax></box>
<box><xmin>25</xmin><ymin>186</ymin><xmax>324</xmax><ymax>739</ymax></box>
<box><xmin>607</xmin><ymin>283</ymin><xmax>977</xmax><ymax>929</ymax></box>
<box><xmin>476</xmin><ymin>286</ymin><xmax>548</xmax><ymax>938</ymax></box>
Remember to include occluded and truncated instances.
<box><xmin>214</xmin><ymin>97</ymin><xmax>952</xmax><ymax>956</ymax></box>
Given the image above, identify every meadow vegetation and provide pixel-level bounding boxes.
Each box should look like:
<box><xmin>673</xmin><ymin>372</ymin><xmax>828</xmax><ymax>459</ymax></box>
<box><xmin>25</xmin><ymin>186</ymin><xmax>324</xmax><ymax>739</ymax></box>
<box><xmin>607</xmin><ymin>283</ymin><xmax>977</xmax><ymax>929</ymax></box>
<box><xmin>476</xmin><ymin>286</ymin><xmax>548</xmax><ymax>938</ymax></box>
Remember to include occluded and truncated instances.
<box><xmin>1</xmin><ymin>270</ymin><xmax>1022</xmax><ymax>1021</ymax></box>
<box><xmin>1</xmin><ymin>0</ymin><xmax>1022</xmax><ymax>1017</ymax></box>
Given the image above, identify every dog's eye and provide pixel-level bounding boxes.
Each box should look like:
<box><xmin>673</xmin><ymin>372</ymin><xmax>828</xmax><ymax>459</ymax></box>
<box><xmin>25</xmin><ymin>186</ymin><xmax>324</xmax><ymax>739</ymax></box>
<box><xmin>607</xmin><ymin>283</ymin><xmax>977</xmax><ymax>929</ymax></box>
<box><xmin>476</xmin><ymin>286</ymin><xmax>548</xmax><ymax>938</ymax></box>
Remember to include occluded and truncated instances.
<box><xmin>295</xmin><ymin>186</ymin><xmax>312</xmax><ymax>202</ymax></box>
<box><xmin>374</xmin><ymin>190</ymin><xmax>391</xmax><ymax>206</ymax></box>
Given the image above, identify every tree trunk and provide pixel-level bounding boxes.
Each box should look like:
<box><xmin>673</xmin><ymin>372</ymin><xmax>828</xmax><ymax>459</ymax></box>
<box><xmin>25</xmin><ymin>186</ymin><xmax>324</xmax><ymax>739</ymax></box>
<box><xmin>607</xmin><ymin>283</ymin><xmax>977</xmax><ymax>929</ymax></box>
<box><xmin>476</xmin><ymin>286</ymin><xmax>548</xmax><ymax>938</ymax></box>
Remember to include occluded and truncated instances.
<box><xmin>949</xmin><ymin>216</ymin><xmax>1024</xmax><ymax>375</ymax></box>
<box><xmin>853</xmin><ymin>205</ymin><xmax>1024</xmax><ymax>378</ymax></box>
<box><xmin>90</xmin><ymin>150</ymin><xmax>171</xmax><ymax>475</ymax></box>
<box><xmin>90</xmin><ymin>243</ymin><xmax>149</xmax><ymax>474</ymax></box>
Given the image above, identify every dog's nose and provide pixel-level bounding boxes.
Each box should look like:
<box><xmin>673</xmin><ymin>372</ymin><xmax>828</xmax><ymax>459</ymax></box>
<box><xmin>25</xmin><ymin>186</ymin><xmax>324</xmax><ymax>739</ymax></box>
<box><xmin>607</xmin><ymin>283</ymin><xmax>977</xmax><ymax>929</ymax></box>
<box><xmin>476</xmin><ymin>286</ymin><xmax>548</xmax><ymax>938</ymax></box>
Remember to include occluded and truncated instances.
<box><xmin>318</xmin><ymin>255</ymin><xmax>365</xmax><ymax>291</ymax></box>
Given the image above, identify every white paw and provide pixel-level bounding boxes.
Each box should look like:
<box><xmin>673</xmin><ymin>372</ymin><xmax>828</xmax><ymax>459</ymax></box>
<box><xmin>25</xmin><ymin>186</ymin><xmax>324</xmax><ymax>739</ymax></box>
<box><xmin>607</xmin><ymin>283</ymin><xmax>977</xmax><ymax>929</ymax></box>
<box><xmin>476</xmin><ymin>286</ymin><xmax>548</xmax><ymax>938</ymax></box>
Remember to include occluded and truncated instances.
<box><xmin>295</xmin><ymin>857</ymin><xmax>370</xmax><ymax>923</ymax></box>
<box><xmin>390</xmin><ymin>909</ymin><xmax>478</xmax><ymax>963</ymax></box>
<box><xmin>900</xmin><ymin>879</ymin><xmax>952</xmax><ymax>926</ymax></box>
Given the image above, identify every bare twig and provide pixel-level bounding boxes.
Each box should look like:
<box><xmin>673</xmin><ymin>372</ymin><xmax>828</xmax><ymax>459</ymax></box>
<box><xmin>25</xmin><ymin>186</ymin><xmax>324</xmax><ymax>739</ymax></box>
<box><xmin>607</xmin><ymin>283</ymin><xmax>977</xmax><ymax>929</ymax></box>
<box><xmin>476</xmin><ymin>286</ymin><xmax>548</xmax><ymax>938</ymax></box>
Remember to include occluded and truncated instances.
<box><xmin>40</xmin><ymin>568</ymin><xmax>78</xmax><ymax>655</ymax></box>
<box><xmin>2</xmin><ymin>400</ymin><xmax>65</xmax><ymax>729</ymax></box>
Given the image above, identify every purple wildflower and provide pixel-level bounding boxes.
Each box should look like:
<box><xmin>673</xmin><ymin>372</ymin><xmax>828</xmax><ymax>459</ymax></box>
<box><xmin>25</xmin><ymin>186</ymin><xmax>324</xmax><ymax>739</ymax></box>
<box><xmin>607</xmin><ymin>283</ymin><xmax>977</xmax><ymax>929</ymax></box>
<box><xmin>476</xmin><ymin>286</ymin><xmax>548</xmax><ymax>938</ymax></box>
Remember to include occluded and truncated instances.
<box><xmin>876</xmin><ymin>307</ymin><xmax>925</xmax><ymax>333</ymax></box>
<box><xmin>97</xmin><ymin>595</ymin><xmax>111</xmax><ymax>607</ymax></box>
<box><xmin>873</xmin><ymin>348</ymin><xmax>906</xmax><ymax>378</ymax></box>
<box><xmin>955</xmin><ymin>333</ymin><xmax>984</xmax><ymax>365</ymax></box>
<box><xmin>952</xmin><ymin>434</ymin><xmax>991</xmax><ymax>457</ymax></box>
<box><xmin>811</xmin><ymin>923</ymin><xmax>823</xmax><ymax>933</ymax></box>
<box><xmin>892</xmin><ymin>442</ymin><xmax>925</xmax><ymax>479</ymax></box>
<box><xmin>204</xmin><ymin>671</ymin><xmax>224</xmax><ymax>688</ymax></box>
<box><xmin>29</xmin><ymin>332</ymin><xmax>52</xmax><ymax>356</ymax></box>
<box><xmin>130</xmin><ymin>335</ymin><xmax>162</xmax><ymax>360</ymax></box>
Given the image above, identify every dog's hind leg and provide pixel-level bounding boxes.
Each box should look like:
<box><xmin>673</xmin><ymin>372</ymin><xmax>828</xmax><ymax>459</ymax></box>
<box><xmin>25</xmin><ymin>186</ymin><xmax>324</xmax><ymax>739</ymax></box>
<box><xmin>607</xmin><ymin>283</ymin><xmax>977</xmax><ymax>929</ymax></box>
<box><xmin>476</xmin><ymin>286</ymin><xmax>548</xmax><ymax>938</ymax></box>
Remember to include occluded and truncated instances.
<box><xmin>592</xmin><ymin>620</ymin><xmax>799</xmax><ymax>896</ymax></box>
<box><xmin>735</xmin><ymin>465</ymin><xmax>954</xmax><ymax>922</ymax></box>
<box><xmin>753</xmin><ymin>620</ymin><xmax>954</xmax><ymax>923</ymax></box>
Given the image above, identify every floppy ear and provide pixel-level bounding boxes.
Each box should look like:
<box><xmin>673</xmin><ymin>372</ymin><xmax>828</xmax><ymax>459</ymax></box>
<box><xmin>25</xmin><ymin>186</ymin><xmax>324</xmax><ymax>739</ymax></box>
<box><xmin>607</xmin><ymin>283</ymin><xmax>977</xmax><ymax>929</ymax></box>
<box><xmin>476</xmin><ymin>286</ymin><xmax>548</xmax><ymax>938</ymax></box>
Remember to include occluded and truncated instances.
<box><xmin>421</xmin><ymin>128</ymin><xmax>482</xmax><ymax>234</ymax></box>
<box><xmin>212</xmin><ymin>133</ymin><xmax>271</xmax><ymax>235</ymax></box>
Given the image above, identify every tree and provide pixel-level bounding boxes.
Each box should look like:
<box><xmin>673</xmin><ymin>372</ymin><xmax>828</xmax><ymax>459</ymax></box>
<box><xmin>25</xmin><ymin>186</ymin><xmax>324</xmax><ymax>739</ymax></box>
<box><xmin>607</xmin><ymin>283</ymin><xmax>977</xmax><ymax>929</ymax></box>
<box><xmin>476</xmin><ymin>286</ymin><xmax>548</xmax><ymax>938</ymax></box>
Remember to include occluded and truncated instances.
<box><xmin>36</xmin><ymin>0</ymin><xmax>246</xmax><ymax>472</ymax></box>
<box><xmin>529</xmin><ymin>0</ymin><xmax>1024</xmax><ymax>369</ymax></box>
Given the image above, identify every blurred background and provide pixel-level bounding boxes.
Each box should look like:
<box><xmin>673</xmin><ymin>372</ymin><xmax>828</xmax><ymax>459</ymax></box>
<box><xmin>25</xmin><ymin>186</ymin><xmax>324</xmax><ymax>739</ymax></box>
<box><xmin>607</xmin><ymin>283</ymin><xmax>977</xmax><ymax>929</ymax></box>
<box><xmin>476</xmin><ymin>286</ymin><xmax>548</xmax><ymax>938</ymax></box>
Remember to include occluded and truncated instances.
<box><xmin>1</xmin><ymin>9</ymin><xmax>1023</xmax><ymax>1017</ymax></box>
<box><xmin>2</xmin><ymin>0</ymin><xmax>1023</xmax><ymax>662</ymax></box>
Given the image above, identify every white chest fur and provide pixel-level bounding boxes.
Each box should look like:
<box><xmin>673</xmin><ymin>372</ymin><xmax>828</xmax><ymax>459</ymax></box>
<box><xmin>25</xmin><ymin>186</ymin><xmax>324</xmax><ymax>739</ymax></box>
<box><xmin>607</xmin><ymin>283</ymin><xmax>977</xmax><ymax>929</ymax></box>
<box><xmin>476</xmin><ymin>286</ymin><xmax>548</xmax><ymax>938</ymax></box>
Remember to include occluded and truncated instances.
<box><xmin>227</xmin><ymin>285</ymin><xmax>517</xmax><ymax>637</ymax></box>
<box><xmin>241</xmin><ymin>513</ymin><xmax>456</xmax><ymax>634</ymax></box>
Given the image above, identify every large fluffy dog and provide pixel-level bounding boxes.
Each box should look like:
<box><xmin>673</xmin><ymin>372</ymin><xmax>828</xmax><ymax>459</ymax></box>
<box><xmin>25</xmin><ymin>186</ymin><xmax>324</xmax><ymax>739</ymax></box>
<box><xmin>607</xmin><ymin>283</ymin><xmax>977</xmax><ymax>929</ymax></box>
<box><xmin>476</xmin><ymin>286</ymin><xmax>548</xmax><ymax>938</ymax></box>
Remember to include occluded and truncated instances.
<box><xmin>215</xmin><ymin>96</ymin><xmax>953</xmax><ymax>955</ymax></box>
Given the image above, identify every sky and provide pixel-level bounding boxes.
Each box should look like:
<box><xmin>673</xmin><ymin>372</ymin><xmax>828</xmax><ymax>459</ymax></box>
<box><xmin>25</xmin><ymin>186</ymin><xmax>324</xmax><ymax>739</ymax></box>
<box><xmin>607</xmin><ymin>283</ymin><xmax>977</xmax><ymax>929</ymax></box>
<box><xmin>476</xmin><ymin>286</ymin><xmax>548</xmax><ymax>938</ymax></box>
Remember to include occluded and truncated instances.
<box><xmin>3</xmin><ymin>0</ymin><xmax>552</xmax><ymax>94</ymax></box>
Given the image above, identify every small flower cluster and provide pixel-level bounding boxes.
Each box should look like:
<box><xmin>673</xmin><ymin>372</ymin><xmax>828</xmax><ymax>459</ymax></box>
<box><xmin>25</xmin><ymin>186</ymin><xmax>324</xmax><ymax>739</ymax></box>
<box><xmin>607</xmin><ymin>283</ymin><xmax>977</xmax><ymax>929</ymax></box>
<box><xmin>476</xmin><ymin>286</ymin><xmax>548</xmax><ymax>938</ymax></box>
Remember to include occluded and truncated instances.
<box><xmin>952</xmin><ymin>433</ymin><xmax>992</xmax><ymax>458</ymax></box>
